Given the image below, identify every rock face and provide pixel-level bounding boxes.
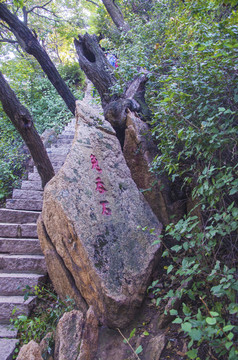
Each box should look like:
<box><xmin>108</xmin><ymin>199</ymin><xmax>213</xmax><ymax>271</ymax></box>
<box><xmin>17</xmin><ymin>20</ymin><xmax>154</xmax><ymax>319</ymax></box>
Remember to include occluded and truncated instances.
<box><xmin>38</xmin><ymin>101</ymin><xmax>162</xmax><ymax>328</ymax></box>
<box><xmin>123</xmin><ymin>111</ymin><xmax>172</xmax><ymax>226</ymax></box>
<box><xmin>54</xmin><ymin>310</ymin><xmax>84</xmax><ymax>360</ymax></box>
<box><xmin>16</xmin><ymin>340</ymin><xmax>43</xmax><ymax>360</ymax></box>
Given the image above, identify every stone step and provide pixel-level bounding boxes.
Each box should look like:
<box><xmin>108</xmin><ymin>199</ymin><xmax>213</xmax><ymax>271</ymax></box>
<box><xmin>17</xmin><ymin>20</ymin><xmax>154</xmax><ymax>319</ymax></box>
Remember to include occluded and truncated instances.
<box><xmin>58</xmin><ymin>134</ymin><xmax>74</xmax><ymax>139</ymax></box>
<box><xmin>0</xmin><ymin>254</ymin><xmax>47</xmax><ymax>274</ymax></box>
<box><xmin>0</xmin><ymin>273</ymin><xmax>46</xmax><ymax>296</ymax></box>
<box><xmin>0</xmin><ymin>238</ymin><xmax>42</xmax><ymax>255</ymax></box>
<box><xmin>55</xmin><ymin>138</ymin><xmax>73</xmax><ymax>145</ymax></box>
<box><xmin>0</xmin><ymin>224</ymin><xmax>37</xmax><ymax>238</ymax></box>
<box><xmin>0</xmin><ymin>338</ymin><xmax>19</xmax><ymax>360</ymax></box>
<box><xmin>6</xmin><ymin>199</ymin><xmax>43</xmax><ymax>211</ymax></box>
<box><xmin>28</xmin><ymin>172</ymin><xmax>41</xmax><ymax>181</ymax></box>
<box><xmin>48</xmin><ymin>153</ymin><xmax>67</xmax><ymax>161</ymax></box>
<box><xmin>0</xmin><ymin>295</ymin><xmax>36</xmax><ymax>323</ymax></box>
<box><xmin>47</xmin><ymin>148</ymin><xmax>70</xmax><ymax>156</ymax></box>
<box><xmin>0</xmin><ymin>324</ymin><xmax>17</xmax><ymax>338</ymax></box>
<box><xmin>12</xmin><ymin>189</ymin><xmax>43</xmax><ymax>201</ymax></box>
<box><xmin>0</xmin><ymin>209</ymin><xmax>40</xmax><ymax>224</ymax></box>
<box><xmin>21</xmin><ymin>180</ymin><xmax>42</xmax><ymax>191</ymax></box>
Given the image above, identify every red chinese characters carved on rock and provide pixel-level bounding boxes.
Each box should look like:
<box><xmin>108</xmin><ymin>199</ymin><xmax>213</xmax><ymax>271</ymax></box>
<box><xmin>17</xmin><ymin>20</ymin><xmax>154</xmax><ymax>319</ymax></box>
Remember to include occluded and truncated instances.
<box><xmin>100</xmin><ymin>201</ymin><xmax>112</xmax><ymax>216</ymax></box>
<box><xmin>90</xmin><ymin>154</ymin><xmax>102</xmax><ymax>173</ymax></box>
<box><xmin>90</xmin><ymin>154</ymin><xmax>111</xmax><ymax>216</ymax></box>
<box><xmin>96</xmin><ymin>177</ymin><xmax>107</xmax><ymax>194</ymax></box>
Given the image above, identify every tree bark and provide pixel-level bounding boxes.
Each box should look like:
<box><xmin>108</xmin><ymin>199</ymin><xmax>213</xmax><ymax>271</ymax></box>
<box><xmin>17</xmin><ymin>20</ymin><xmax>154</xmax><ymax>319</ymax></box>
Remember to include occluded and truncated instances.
<box><xmin>74</xmin><ymin>33</ymin><xmax>118</xmax><ymax>108</ymax></box>
<box><xmin>75</xmin><ymin>33</ymin><xmax>146</xmax><ymax>143</ymax></box>
<box><xmin>0</xmin><ymin>71</ymin><xmax>55</xmax><ymax>188</ymax></box>
<box><xmin>102</xmin><ymin>0</ymin><xmax>130</xmax><ymax>32</ymax></box>
<box><xmin>0</xmin><ymin>3</ymin><xmax>76</xmax><ymax>115</ymax></box>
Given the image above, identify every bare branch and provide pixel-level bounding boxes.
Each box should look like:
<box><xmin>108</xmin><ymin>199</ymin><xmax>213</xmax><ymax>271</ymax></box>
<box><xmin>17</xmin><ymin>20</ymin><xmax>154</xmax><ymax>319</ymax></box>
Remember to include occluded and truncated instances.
<box><xmin>31</xmin><ymin>10</ymin><xmax>60</xmax><ymax>22</ymax></box>
<box><xmin>85</xmin><ymin>0</ymin><xmax>100</xmax><ymax>7</ymax></box>
<box><xmin>0</xmin><ymin>37</ymin><xmax>17</xmax><ymax>44</ymax></box>
<box><xmin>28</xmin><ymin>0</ymin><xmax>53</xmax><ymax>14</ymax></box>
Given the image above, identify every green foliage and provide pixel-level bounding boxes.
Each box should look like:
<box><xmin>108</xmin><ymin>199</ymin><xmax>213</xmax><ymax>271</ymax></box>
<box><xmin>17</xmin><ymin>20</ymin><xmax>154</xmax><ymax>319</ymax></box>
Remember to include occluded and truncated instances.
<box><xmin>110</xmin><ymin>0</ymin><xmax>238</xmax><ymax>358</ymax></box>
<box><xmin>0</xmin><ymin>108</ymin><xmax>25</xmax><ymax>200</ymax></box>
<box><xmin>0</xmin><ymin>55</ymin><xmax>84</xmax><ymax>200</ymax></box>
<box><xmin>58</xmin><ymin>61</ymin><xmax>85</xmax><ymax>88</ymax></box>
<box><xmin>11</xmin><ymin>285</ymin><xmax>75</xmax><ymax>358</ymax></box>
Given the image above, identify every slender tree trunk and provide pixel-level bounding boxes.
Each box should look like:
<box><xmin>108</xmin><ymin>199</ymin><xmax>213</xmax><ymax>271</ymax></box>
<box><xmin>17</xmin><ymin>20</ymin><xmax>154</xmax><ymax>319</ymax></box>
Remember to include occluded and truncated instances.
<box><xmin>101</xmin><ymin>0</ymin><xmax>130</xmax><ymax>32</ymax></box>
<box><xmin>0</xmin><ymin>3</ymin><xmax>76</xmax><ymax>115</ymax></box>
<box><xmin>0</xmin><ymin>71</ymin><xmax>55</xmax><ymax>188</ymax></box>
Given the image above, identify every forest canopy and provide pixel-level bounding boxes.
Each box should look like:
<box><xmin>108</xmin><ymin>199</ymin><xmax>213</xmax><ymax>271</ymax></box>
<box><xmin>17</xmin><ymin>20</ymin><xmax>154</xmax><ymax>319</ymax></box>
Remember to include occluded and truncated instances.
<box><xmin>0</xmin><ymin>1</ymin><xmax>237</xmax><ymax>359</ymax></box>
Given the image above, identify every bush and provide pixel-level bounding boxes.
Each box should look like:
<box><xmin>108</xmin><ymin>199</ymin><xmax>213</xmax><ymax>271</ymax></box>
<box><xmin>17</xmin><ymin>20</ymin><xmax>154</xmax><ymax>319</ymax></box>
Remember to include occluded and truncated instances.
<box><xmin>112</xmin><ymin>1</ymin><xmax>238</xmax><ymax>358</ymax></box>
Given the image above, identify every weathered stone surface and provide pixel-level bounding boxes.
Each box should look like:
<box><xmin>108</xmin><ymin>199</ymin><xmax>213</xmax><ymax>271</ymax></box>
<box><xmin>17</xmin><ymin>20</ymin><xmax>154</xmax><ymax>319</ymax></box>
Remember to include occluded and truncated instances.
<box><xmin>0</xmin><ymin>338</ymin><xmax>19</xmax><ymax>360</ymax></box>
<box><xmin>0</xmin><ymin>224</ymin><xmax>38</xmax><ymax>238</ymax></box>
<box><xmin>54</xmin><ymin>310</ymin><xmax>84</xmax><ymax>360</ymax></box>
<box><xmin>77</xmin><ymin>306</ymin><xmax>98</xmax><ymax>360</ymax></box>
<box><xmin>37</xmin><ymin>216</ymin><xmax>88</xmax><ymax>313</ymax></box>
<box><xmin>39</xmin><ymin>100</ymin><xmax>162</xmax><ymax>328</ymax></box>
<box><xmin>6</xmin><ymin>199</ymin><xmax>43</xmax><ymax>211</ymax></box>
<box><xmin>12</xmin><ymin>189</ymin><xmax>43</xmax><ymax>201</ymax></box>
<box><xmin>41</xmin><ymin>128</ymin><xmax>58</xmax><ymax>148</ymax></box>
<box><xmin>16</xmin><ymin>340</ymin><xmax>43</xmax><ymax>360</ymax></box>
<box><xmin>0</xmin><ymin>209</ymin><xmax>40</xmax><ymax>224</ymax></box>
<box><xmin>123</xmin><ymin>111</ymin><xmax>173</xmax><ymax>226</ymax></box>
<box><xmin>0</xmin><ymin>295</ymin><xmax>35</xmax><ymax>323</ymax></box>
<box><xmin>146</xmin><ymin>333</ymin><xmax>166</xmax><ymax>360</ymax></box>
<box><xmin>0</xmin><ymin>238</ymin><xmax>42</xmax><ymax>255</ymax></box>
<box><xmin>0</xmin><ymin>254</ymin><xmax>46</xmax><ymax>273</ymax></box>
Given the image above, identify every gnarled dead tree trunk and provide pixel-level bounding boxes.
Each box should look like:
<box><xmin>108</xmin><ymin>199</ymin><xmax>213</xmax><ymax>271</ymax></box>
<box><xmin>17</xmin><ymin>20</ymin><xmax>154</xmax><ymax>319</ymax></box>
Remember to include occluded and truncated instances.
<box><xmin>0</xmin><ymin>71</ymin><xmax>55</xmax><ymax>188</ymax></box>
<box><xmin>74</xmin><ymin>33</ymin><xmax>146</xmax><ymax>144</ymax></box>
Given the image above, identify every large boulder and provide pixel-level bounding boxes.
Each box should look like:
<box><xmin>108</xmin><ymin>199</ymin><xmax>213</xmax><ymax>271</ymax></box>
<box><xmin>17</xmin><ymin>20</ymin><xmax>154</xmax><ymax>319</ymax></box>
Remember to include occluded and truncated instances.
<box><xmin>123</xmin><ymin>111</ymin><xmax>173</xmax><ymax>226</ymax></box>
<box><xmin>38</xmin><ymin>101</ymin><xmax>162</xmax><ymax>328</ymax></box>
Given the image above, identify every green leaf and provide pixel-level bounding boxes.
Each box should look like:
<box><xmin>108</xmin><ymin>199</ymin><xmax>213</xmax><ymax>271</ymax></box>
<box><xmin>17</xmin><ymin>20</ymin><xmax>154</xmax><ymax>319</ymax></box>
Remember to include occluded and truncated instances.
<box><xmin>143</xmin><ymin>331</ymin><xmax>149</xmax><ymax>336</ymax></box>
<box><xmin>206</xmin><ymin>317</ymin><xmax>217</xmax><ymax>325</ymax></box>
<box><xmin>167</xmin><ymin>265</ymin><xmax>174</xmax><ymax>274</ymax></box>
<box><xmin>223</xmin><ymin>325</ymin><xmax>234</xmax><ymax>332</ymax></box>
<box><xmin>128</xmin><ymin>328</ymin><xmax>136</xmax><ymax>340</ymax></box>
<box><xmin>210</xmin><ymin>311</ymin><xmax>219</xmax><ymax>317</ymax></box>
<box><xmin>181</xmin><ymin>322</ymin><xmax>192</xmax><ymax>332</ymax></box>
<box><xmin>135</xmin><ymin>345</ymin><xmax>143</xmax><ymax>355</ymax></box>
<box><xmin>172</xmin><ymin>317</ymin><xmax>182</xmax><ymax>324</ymax></box>
<box><xmin>186</xmin><ymin>348</ymin><xmax>198</xmax><ymax>359</ymax></box>
<box><xmin>170</xmin><ymin>309</ymin><xmax>178</xmax><ymax>316</ymax></box>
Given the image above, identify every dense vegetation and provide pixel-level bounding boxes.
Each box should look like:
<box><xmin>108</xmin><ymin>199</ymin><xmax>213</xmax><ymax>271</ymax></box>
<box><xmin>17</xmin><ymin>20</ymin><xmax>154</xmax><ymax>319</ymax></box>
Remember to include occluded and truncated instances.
<box><xmin>96</xmin><ymin>1</ymin><xmax>238</xmax><ymax>358</ymax></box>
<box><xmin>1</xmin><ymin>0</ymin><xmax>237</xmax><ymax>359</ymax></box>
<box><xmin>0</xmin><ymin>54</ymin><xmax>84</xmax><ymax>200</ymax></box>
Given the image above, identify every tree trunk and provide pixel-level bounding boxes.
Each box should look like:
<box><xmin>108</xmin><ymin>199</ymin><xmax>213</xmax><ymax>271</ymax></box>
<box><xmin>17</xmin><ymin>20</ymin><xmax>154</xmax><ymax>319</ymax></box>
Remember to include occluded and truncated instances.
<box><xmin>0</xmin><ymin>71</ymin><xmax>55</xmax><ymax>188</ymax></box>
<box><xmin>75</xmin><ymin>33</ymin><xmax>143</xmax><ymax>143</ymax></box>
<box><xmin>0</xmin><ymin>3</ymin><xmax>76</xmax><ymax>115</ymax></box>
<box><xmin>102</xmin><ymin>0</ymin><xmax>130</xmax><ymax>32</ymax></box>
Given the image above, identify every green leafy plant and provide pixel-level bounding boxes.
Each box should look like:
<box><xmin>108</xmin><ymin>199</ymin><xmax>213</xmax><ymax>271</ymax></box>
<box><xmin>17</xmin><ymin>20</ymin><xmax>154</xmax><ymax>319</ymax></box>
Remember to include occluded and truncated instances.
<box><xmin>10</xmin><ymin>285</ymin><xmax>75</xmax><ymax>358</ymax></box>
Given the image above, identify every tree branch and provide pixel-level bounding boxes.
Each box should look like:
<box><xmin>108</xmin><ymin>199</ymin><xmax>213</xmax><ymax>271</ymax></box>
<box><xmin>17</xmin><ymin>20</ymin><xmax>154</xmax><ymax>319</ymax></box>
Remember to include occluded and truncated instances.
<box><xmin>0</xmin><ymin>71</ymin><xmax>55</xmax><ymax>188</ymax></box>
<box><xmin>0</xmin><ymin>3</ymin><xmax>76</xmax><ymax>115</ymax></box>
<box><xmin>85</xmin><ymin>0</ymin><xmax>100</xmax><ymax>7</ymax></box>
<box><xmin>28</xmin><ymin>0</ymin><xmax>53</xmax><ymax>14</ymax></box>
<box><xmin>0</xmin><ymin>37</ymin><xmax>17</xmax><ymax>44</ymax></box>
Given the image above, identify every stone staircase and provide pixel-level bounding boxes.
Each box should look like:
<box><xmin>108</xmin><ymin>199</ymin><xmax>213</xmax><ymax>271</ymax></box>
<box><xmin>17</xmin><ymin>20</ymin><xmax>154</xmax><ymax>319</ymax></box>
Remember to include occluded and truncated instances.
<box><xmin>0</xmin><ymin>119</ymin><xmax>75</xmax><ymax>360</ymax></box>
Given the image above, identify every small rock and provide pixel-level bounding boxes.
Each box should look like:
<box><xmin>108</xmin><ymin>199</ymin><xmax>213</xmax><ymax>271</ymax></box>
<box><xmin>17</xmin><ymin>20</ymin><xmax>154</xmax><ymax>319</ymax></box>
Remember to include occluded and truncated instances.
<box><xmin>146</xmin><ymin>333</ymin><xmax>166</xmax><ymax>360</ymax></box>
<box><xmin>54</xmin><ymin>310</ymin><xmax>84</xmax><ymax>360</ymax></box>
<box><xmin>77</xmin><ymin>306</ymin><xmax>99</xmax><ymax>360</ymax></box>
<box><xmin>16</xmin><ymin>340</ymin><xmax>43</xmax><ymax>360</ymax></box>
